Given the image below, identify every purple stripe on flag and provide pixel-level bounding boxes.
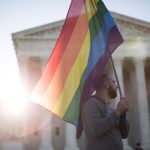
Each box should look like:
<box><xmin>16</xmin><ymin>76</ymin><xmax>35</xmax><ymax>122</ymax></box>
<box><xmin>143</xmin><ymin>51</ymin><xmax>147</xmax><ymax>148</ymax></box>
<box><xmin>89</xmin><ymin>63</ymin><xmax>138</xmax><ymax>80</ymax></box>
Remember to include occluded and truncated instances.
<box><xmin>76</xmin><ymin>26</ymin><xmax>123</xmax><ymax>138</ymax></box>
<box><xmin>82</xmin><ymin>26</ymin><xmax>123</xmax><ymax>101</ymax></box>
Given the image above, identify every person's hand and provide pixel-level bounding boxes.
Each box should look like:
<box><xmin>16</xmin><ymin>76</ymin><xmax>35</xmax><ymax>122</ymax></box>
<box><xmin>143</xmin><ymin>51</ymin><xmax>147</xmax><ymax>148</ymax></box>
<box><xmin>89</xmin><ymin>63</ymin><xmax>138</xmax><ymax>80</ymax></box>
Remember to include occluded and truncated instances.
<box><xmin>115</xmin><ymin>98</ymin><xmax>129</xmax><ymax>117</ymax></box>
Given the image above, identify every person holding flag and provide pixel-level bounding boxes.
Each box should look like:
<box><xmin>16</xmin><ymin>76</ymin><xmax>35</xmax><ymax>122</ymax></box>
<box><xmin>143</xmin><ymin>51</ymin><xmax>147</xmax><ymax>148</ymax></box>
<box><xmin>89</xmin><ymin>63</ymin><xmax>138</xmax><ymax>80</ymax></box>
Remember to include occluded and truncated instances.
<box><xmin>82</xmin><ymin>73</ymin><xmax>129</xmax><ymax>150</ymax></box>
<box><xmin>31</xmin><ymin>0</ymin><xmax>129</xmax><ymax>148</ymax></box>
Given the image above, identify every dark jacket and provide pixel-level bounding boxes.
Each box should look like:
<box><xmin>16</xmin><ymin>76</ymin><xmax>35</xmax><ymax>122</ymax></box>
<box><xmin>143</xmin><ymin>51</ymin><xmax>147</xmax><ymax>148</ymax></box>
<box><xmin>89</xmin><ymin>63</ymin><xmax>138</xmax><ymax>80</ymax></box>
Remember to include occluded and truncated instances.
<box><xmin>82</xmin><ymin>95</ymin><xmax>129</xmax><ymax>150</ymax></box>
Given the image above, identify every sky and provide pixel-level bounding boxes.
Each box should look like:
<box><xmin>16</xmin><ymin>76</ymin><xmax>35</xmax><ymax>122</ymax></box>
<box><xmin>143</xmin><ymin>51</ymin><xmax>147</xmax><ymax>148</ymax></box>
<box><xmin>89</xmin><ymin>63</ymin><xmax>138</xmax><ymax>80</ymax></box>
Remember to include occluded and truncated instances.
<box><xmin>0</xmin><ymin>0</ymin><xmax>150</xmax><ymax>101</ymax></box>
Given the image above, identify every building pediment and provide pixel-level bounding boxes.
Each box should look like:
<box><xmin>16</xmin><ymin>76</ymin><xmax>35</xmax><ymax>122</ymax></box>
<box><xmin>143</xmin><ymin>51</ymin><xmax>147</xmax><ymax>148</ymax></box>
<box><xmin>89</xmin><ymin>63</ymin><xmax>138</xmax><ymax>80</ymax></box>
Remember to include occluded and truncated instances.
<box><xmin>114</xmin><ymin>16</ymin><xmax>150</xmax><ymax>41</ymax></box>
<box><xmin>12</xmin><ymin>20</ymin><xmax>64</xmax><ymax>40</ymax></box>
<box><xmin>12</xmin><ymin>12</ymin><xmax>150</xmax><ymax>42</ymax></box>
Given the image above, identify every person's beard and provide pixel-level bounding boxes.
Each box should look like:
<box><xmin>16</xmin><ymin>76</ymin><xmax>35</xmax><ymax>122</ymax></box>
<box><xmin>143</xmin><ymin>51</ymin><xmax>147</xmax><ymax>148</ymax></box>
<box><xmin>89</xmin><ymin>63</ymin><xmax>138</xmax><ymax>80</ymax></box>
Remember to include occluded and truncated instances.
<box><xmin>108</xmin><ymin>86</ymin><xmax>117</xmax><ymax>99</ymax></box>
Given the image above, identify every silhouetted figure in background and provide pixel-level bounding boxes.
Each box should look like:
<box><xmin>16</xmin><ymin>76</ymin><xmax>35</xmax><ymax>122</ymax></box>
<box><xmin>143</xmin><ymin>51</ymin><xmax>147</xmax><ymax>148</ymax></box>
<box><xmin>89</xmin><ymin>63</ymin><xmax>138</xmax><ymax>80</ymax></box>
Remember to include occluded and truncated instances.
<box><xmin>135</xmin><ymin>142</ymin><xmax>144</xmax><ymax>150</ymax></box>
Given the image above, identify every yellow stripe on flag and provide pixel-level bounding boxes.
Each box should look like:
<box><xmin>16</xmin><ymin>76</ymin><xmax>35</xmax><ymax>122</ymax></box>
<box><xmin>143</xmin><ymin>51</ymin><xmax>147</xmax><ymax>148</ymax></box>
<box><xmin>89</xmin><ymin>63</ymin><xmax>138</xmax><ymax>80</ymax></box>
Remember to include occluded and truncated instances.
<box><xmin>42</xmin><ymin>9</ymin><xmax>88</xmax><ymax>109</ymax></box>
<box><xmin>52</xmin><ymin>31</ymin><xmax>90</xmax><ymax>117</ymax></box>
<box><xmin>85</xmin><ymin>0</ymin><xmax>99</xmax><ymax>20</ymax></box>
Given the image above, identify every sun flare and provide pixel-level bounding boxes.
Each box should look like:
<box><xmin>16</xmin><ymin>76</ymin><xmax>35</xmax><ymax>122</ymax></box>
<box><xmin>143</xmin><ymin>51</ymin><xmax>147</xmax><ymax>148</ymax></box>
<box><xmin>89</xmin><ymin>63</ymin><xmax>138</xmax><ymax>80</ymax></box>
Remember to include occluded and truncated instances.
<box><xmin>0</xmin><ymin>71</ymin><xmax>28</xmax><ymax>118</ymax></box>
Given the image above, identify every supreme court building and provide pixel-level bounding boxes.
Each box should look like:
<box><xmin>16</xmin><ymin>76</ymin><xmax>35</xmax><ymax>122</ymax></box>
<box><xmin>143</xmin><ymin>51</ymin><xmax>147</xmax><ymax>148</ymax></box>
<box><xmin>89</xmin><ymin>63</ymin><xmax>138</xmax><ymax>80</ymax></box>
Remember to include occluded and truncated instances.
<box><xmin>1</xmin><ymin>12</ymin><xmax>149</xmax><ymax>150</ymax></box>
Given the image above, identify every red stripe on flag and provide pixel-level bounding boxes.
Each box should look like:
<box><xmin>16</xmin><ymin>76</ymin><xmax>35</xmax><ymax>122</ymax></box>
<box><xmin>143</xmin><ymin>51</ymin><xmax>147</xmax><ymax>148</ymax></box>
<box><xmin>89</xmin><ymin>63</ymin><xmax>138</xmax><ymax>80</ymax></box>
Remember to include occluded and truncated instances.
<box><xmin>34</xmin><ymin>0</ymin><xmax>85</xmax><ymax>96</ymax></box>
<box><xmin>44</xmin><ymin>12</ymin><xmax>88</xmax><ymax>109</ymax></box>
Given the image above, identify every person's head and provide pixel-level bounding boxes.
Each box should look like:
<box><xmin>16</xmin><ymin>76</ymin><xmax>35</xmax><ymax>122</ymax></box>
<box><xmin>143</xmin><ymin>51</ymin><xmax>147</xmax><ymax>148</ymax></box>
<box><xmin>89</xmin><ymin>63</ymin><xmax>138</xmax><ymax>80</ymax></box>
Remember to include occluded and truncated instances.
<box><xmin>96</xmin><ymin>73</ymin><xmax>117</xmax><ymax>99</ymax></box>
<box><xmin>136</xmin><ymin>142</ymin><xmax>141</xmax><ymax>148</ymax></box>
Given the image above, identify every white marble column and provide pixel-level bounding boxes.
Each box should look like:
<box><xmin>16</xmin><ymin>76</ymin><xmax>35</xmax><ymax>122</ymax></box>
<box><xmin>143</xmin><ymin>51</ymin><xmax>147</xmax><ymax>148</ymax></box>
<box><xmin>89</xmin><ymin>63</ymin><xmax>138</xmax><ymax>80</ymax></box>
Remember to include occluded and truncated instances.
<box><xmin>30</xmin><ymin>58</ymin><xmax>53</xmax><ymax>150</ymax></box>
<box><xmin>39</xmin><ymin>112</ymin><xmax>54</xmax><ymax>150</ymax></box>
<box><xmin>41</xmin><ymin>57</ymin><xmax>49</xmax><ymax>72</ymax></box>
<box><xmin>134</xmin><ymin>59</ymin><xmax>150</xmax><ymax>150</ymax></box>
<box><xmin>18</xmin><ymin>57</ymin><xmax>31</xmax><ymax>99</ymax></box>
<box><xmin>64</xmin><ymin>123</ymin><xmax>79</xmax><ymax>150</ymax></box>
<box><xmin>114</xmin><ymin>58</ymin><xmax>132</xmax><ymax>150</ymax></box>
<box><xmin>113</xmin><ymin>58</ymin><xmax>125</xmax><ymax>103</ymax></box>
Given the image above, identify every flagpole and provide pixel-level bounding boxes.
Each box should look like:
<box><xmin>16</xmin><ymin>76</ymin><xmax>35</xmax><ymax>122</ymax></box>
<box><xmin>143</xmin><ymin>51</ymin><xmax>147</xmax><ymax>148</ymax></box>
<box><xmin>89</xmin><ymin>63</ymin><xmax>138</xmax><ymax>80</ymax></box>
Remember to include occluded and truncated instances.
<box><xmin>109</xmin><ymin>53</ymin><xmax>126</xmax><ymax>117</ymax></box>
<box><xmin>109</xmin><ymin>55</ymin><xmax>123</xmax><ymax>98</ymax></box>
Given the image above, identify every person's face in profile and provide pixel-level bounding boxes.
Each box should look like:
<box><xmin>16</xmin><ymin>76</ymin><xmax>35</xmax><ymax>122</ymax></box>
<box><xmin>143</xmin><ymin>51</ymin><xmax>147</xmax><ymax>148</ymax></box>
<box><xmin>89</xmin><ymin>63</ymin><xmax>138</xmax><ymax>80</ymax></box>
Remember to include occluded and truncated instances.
<box><xmin>108</xmin><ymin>76</ymin><xmax>117</xmax><ymax>99</ymax></box>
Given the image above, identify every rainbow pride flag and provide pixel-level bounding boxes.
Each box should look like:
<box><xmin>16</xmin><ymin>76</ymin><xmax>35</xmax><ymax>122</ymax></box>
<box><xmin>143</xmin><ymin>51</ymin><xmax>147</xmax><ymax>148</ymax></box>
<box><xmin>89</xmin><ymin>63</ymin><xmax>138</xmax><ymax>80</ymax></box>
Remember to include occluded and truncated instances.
<box><xmin>31</xmin><ymin>0</ymin><xmax>123</xmax><ymax>138</ymax></box>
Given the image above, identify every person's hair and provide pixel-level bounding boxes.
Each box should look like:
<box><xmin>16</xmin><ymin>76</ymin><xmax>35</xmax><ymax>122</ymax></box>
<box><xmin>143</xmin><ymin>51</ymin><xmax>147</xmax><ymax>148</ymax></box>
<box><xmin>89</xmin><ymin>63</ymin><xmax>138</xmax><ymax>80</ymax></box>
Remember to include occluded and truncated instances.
<box><xmin>136</xmin><ymin>142</ymin><xmax>141</xmax><ymax>146</ymax></box>
<box><xmin>96</xmin><ymin>73</ymin><xmax>109</xmax><ymax>90</ymax></box>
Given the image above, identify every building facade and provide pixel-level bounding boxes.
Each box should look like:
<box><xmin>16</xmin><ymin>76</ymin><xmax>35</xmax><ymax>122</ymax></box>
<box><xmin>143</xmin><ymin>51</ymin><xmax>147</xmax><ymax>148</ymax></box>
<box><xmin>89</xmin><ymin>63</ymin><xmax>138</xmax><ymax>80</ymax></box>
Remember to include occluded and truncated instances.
<box><xmin>1</xmin><ymin>12</ymin><xmax>149</xmax><ymax>150</ymax></box>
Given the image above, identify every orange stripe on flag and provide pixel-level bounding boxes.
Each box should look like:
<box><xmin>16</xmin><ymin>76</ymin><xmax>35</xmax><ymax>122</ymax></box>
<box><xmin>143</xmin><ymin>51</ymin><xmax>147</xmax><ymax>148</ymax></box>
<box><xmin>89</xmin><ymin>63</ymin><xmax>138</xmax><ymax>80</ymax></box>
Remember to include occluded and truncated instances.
<box><xmin>42</xmin><ymin>10</ymin><xmax>89</xmax><ymax>109</ymax></box>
